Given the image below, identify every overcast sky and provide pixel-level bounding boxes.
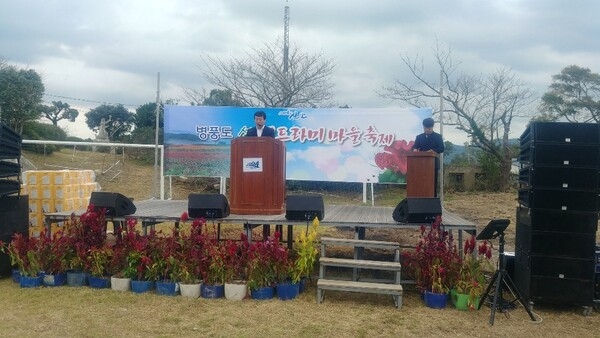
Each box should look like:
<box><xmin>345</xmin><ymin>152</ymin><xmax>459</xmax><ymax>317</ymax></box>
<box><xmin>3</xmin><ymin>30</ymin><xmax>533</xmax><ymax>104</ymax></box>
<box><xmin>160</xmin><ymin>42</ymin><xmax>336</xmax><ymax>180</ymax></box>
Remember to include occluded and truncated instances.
<box><xmin>2</xmin><ymin>0</ymin><xmax>599</xmax><ymax>143</ymax></box>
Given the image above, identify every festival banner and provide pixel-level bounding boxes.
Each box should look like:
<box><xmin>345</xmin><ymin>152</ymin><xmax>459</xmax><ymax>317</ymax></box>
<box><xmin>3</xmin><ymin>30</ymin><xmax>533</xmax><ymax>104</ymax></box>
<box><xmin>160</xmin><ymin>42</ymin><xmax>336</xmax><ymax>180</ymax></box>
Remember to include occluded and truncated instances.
<box><xmin>164</xmin><ymin>106</ymin><xmax>432</xmax><ymax>183</ymax></box>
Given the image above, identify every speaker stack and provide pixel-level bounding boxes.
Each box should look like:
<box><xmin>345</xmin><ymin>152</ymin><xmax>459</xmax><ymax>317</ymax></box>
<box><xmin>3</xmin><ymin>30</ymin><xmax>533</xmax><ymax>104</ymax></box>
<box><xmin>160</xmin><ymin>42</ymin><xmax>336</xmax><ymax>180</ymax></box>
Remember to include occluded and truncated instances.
<box><xmin>0</xmin><ymin>123</ymin><xmax>28</xmax><ymax>276</ymax></box>
<box><xmin>515</xmin><ymin>122</ymin><xmax>599</xmax><ymax>306</ymax></box>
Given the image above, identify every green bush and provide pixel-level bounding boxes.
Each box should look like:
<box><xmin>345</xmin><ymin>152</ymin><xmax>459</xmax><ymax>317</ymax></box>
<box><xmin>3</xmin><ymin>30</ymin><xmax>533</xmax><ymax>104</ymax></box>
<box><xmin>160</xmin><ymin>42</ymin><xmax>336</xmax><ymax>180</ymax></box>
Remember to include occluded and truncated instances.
<box><xmin>21</xmin><ymin>122</ymin><xmax>67</xmax><ymax>154</ymax></box>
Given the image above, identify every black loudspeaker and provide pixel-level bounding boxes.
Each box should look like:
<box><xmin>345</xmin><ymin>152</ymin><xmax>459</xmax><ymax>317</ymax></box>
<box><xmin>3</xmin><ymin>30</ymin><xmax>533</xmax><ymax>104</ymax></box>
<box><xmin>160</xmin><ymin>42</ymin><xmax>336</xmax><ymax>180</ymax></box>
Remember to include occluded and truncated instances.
<box><xmin>90</xmin><ymin>192</ymin><xmax>136</xmax><ymax>217</ymax></box>
<box><xmin>285</xmin><ymin>195</ymin><xmax>324</xmax><ymax>221</ymax></box>
<box><xmin>519</xmin><ymin>166</ymin><xmax>599</xmax><ymax>191</ymax></box>
<box><xmin>0</xmin><ymin>195</ymin><xmax>29</xmax><ymax>276</ymax></box>
<box><xmin>515</xmin><ymin>223</ymin><xmax>596</xmax><ymax>258</ymax></box>
<box><xmin>188</xmin><ymin>193</ymin><xmax>230</xmax><ymax>219</ymax></box>
<box><xmin>517</xmin><ymin>188</ymin><xmax>598</xmax><ymax>212</ymax></box>
<box><xmin>522</xmin><ymin>122</ymin><xmax>600</xmax><ymax>144</ymax></box>
<box><xmin>516</xmin><ymin>206</ymin><xmax>598</xmax><ymax>234</ymax></box>
<box><xmin>519</xmin><ymin>143</ymin><xmax>600</xmax><ymax>168</ymax></box>
<box><xmin>392</xmin><ymin>197</ymin><xmax>441</xmax><ymax>223</ymax></box>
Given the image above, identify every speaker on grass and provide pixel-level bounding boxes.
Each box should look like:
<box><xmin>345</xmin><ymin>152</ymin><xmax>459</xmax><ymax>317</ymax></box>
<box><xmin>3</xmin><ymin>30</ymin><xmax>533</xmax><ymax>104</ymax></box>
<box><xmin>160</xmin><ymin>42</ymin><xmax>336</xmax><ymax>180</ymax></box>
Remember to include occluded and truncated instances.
<box><xmin>90</xmin><ymin>192</ymin><xmax>136</xmax><ymax>217</ymax></box>
<box><xmin>188</xmin><ymin>193</ymin><xmax>230</xmax><ymax>219</ymax></box>
<box><xmin>0</xmin><ymin>195</ymin><xmax>29</xmax><ymax>276</ymax></box>
<box><xmin>285</xmin><ymin>195</ymin><xmax>324</xmax><ymax>221</ymax></box>
<box><xmin>392</xmin><ymin>197</ymin><xmax>441</xmax><ymax>223</ymax></box>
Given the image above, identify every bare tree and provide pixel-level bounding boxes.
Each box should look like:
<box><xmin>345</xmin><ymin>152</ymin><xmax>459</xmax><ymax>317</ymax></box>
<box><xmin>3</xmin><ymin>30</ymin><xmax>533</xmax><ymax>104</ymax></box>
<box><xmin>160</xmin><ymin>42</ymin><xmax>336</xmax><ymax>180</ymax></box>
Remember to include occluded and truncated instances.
<box><xmin>379</xmin><ymin>44</ymin><xmax>536</xmax><ymax>190</ymax></box>
<box><xmin>196</xmin><ymin>40</ymin><xmax>336</xmax><ymax>108</ymax></box>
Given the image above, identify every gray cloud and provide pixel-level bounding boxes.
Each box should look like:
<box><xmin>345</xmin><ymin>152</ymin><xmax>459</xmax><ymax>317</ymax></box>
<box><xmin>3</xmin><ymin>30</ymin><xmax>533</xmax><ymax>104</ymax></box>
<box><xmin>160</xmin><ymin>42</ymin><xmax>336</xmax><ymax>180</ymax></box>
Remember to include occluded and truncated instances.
<box><xmin>1</xmin><ymin>0</ymin><xmax>599</xmax><ymax>142</ymax></box>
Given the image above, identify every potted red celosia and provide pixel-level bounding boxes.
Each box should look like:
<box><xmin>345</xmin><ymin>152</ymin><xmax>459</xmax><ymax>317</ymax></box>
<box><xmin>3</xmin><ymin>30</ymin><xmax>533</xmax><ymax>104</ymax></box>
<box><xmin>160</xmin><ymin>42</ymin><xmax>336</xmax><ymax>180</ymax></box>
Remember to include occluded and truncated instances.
<box><xmin>246</xmin><ymin>233</ymin><xmax>285</xmax><ymax>300</ymax></box>
<box><xmin>451</xmin><ymin>236</ymin><xmax>493</xmax><ymax>310</ymax></box>
<box><xmin>402</xmin><ymin>216</ymin><xmax>461</xmax><ymax>308</ymax></box>
<box><xmin>1</xmin><ymin>233</ymin><xmax>43</xmax><ymax>287</ymax></box>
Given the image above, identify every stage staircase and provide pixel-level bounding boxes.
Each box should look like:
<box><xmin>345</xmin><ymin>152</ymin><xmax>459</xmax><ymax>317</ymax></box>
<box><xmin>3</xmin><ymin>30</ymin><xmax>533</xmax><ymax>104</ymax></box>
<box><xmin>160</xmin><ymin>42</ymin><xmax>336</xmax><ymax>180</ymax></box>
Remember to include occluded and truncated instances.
<box><xmin>316</xmin><ymin>237</ymin><xmax>403</xmax><ymax>309</ymax></box>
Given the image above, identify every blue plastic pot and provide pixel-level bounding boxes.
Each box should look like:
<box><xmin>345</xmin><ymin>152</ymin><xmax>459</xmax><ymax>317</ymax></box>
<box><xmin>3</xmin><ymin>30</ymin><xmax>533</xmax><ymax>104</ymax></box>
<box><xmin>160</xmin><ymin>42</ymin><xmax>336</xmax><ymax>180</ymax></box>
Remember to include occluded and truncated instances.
<box><xmin>251</xmin><ymin>286</ymin><xmax>274</xmax><ymax>300</ymax></box>
<box><xmin>43</xmin><ymin>273</ymin><xmax>67</xmax><ymax>287</ymax></box>
<box><xmin>276</xmin><ymin>282</ymin><xmax>299</xmax><ymax>300</ymax></box>
<box><xmin>11</xmin><ymin>269</ymin><xmax>21</xmax><ymax>284</ymax></box>
<box><xmin>20</xmin><ymin>275</ymin><xmax>43</xmax><ymax>288</ymax></box>
<box><xmin>88</xmin><ymin>276</ymin><xmax>111</xmax><ymax>289</ymax></box>
<box><xmin>156</xmin><ymin>280</ymin><xmax>179</xmax><ymax>296</ymax></box>
<box><xmin>131</xmin><ymin>280</ymin><xmax>155</xmax><ymax>294</ymax></box>
<box><xmin>424</xmin><ymin>290</ymin><xmax>448</xmax><ymax>309</ymax></box>
<box><xmin>201</xmin><ymin>284</ymin><xmax>225</xmax><ymax>299</ymax></box>
<box><xmin>67</xmin><ymin>271</ymin><xmax>89</xmax><ymax>287</ymax></box>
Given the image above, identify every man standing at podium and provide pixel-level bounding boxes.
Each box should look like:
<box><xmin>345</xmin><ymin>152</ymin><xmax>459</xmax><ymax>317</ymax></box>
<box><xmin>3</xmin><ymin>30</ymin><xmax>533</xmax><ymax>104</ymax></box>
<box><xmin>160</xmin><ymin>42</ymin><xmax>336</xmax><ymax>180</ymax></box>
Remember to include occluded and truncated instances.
<box><xmin>412</xmin><ymin>117</ymin><xmax>444</xmax><ymax>196</ymax></box>
<box><xmin>246</xmin><ymin>111</ymin><xmax>275</xmax><ymax>138</ymax></box>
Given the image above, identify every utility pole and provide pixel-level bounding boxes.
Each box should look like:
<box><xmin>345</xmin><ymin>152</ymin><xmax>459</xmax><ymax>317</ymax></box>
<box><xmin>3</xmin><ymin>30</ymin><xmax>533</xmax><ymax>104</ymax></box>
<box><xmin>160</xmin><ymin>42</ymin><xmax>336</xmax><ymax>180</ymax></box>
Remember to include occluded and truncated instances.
<box><xmin>283</xmin><ymin>0</ymin><xmax>290</xmax><ymax>74</ymax></box>
<box><xmin>439</xmin><ymin>70</ymin><xmax>444</xmax><ymax>204</ymax></box>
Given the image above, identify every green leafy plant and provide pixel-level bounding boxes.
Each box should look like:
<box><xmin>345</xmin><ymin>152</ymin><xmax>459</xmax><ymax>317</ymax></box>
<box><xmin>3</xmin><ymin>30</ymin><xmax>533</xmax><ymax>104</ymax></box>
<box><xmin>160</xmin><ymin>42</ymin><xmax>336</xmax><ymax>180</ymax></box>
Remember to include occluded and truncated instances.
<box><xmin>88</xmin><ymin>246</ymin><xmax>112</xmax><ymax>277</ymax></box>
<box><xmin>454</xmin><ymin>236</ymin><xmax>493</xmax><ymax>309</ymax></box>
<box><xmin>290</xmin><ymin>217</ymin><xmax>319</xmax><ymax>283</ymax></box>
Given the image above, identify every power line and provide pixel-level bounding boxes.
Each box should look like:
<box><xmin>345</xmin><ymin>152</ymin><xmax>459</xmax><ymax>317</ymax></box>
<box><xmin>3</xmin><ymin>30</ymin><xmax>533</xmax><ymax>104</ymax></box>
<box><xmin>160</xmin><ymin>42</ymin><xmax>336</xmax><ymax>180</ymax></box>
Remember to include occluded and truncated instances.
<box><xmin>43</xmin><ymin>93</ymin><xmax>141</xmax><ymax>108</ymax></box>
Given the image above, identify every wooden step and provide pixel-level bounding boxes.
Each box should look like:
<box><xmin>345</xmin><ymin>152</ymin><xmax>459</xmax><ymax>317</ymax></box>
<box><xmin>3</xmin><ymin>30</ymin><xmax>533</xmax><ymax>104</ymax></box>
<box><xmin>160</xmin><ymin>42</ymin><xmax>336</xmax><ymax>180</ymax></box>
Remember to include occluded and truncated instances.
<box><xmin>319</xmin><ymin>257</ymin><xmax>401</xmax><ymax>271</ymax></box>
<box><xmin>320</xmin><ymin>237</ymin><xmax>400</xmax><ymax>250</ymax></box>
<box><xmin>317</xmin><ymin>279</ymin><xmax>403</xmax><ymax>309</ymax></box>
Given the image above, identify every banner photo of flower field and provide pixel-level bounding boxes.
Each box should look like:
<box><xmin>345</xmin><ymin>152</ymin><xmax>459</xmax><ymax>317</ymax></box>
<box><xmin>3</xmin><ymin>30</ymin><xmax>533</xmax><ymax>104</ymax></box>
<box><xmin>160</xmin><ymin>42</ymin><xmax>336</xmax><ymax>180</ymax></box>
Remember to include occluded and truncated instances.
<box><xmin>164</xmin><ymin>105</ymin><xmax>431</xmax><ymax>183</ymax></box>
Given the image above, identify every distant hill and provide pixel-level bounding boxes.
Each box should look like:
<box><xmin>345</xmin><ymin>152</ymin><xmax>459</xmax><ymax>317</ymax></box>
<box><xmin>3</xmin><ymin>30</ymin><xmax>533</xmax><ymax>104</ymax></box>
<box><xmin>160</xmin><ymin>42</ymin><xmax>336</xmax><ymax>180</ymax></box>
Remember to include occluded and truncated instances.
<box><xmin>443</xmin><ymin>139</ymin><xmax>519</xmax><ymax>164</ymax></box>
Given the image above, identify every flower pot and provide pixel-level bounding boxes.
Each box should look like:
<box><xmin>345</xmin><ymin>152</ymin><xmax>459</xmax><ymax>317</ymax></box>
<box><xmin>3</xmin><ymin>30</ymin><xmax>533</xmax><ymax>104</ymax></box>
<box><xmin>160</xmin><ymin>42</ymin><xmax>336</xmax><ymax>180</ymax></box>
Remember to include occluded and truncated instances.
<box><xmin>251</xmin><ymin>286</ymin><xmax>274</xmax><ymax>300</ymax></box>
<box><xmin>110</xmin><ymin>276</ymin><xmax>131</xmax><ymax>292</ymax></box>
<box><xmin>224</xmin><ymin>282</ymin><xmax>247</xmax><ymax>301</ymax></box>
<box><xmin>450</xmin><ymin>289</ymin><xmax>480</xmax><ymax>310</ymax></box>
<box><xmin>201</xmin><ymin>284</ymin><xmax>224</xmax><ymax>299</ymax></box>
<box><xmin>180</xmin><ymin>283</ymin><xmax>202</xmax><ymax>298</ymax></box>
<box><xmin>12</xmin><ymin>269</ymin><xmax>21</xmax><ymax>284</ymax></box>
<box><xmin>20</xmin><ymin>275</ymin><xmax>43</xmax><ymax>288</ymax></box>
<box><xmin>67</xmin><ymin>271</ymin><xmax>89</xmax><ymax>287</ymax></box>
<box><xmin>131</xmin><ymin>280</ymin><xmax>155</xmax><ymax>294</ymax></box>
<box><xmin>298</xmin><ymin>277</ymin><xmax>307</xmax><ymax>293</ymax></box>
<box><xmin>156</xmin><ymin>280</ymin><xmax>179</xmax><ymax>296</ymax></box>
<box><xmin>276</xmin><ymin>282</ymin><xmax>299</xmax><ymax>300</ymax></box>
<box><xmin>43</xmin><ymin>273</ymin><xmax>67</xmax><ymax>287</ymax></box>
<box><xmin>88</xmin><ymin>276</ymin><xmax>111</xmax><ymax>289</ymax></box>
<box><xmin>424</xmin><ymin>290</ymin><xmax>448</xmax><ymax>309</ymax></box>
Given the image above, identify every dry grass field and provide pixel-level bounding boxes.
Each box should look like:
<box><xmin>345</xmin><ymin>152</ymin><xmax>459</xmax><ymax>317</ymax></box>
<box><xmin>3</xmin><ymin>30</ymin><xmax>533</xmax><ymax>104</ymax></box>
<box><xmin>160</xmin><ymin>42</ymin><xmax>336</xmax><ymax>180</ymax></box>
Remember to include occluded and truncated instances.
<box><xmin>0</xmin><ymin>148</ymin><xmax>597</xmax><ymax>337</ymax></box>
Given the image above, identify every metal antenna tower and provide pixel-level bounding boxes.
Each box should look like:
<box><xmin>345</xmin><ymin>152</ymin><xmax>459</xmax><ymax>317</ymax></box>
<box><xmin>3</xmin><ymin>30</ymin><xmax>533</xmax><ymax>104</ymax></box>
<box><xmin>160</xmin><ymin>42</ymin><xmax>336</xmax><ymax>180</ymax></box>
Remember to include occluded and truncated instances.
<box><xmin>283</xmin><ymin>0</ymin><xmax>290</xmax><ymax>73</ymax></box>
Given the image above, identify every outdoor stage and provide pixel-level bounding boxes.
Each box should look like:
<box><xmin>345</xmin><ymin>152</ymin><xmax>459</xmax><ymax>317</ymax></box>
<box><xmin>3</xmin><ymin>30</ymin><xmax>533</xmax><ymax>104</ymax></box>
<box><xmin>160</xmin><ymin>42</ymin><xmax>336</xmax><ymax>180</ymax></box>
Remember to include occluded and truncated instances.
<box><xmin>44</xmin><ymin>199</ymin><xmax>476</xmax><ymax>249</ymax></box>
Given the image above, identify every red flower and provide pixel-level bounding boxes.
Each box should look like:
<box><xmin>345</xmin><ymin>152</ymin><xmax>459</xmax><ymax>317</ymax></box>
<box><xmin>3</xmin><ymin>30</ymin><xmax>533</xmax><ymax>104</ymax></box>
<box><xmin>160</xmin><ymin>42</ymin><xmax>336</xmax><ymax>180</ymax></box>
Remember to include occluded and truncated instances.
<box><xmin>180</xmin><ymin>212</ymin><xmax>189</xmax><ymax>223</ymax></box>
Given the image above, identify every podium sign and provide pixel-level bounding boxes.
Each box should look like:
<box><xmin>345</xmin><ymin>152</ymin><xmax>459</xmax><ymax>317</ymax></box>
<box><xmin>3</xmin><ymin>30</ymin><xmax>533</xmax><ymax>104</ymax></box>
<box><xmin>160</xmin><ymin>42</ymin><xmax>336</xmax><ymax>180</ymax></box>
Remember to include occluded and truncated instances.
<box><xmin>406</xmin><ymin>151</ymin><xmax>436</xmax><ymax>198</ymax></box>
<box><xmin>230</xmin><ymin>138</ymin><xmax>286</xmax><ymax>214</ymax></box>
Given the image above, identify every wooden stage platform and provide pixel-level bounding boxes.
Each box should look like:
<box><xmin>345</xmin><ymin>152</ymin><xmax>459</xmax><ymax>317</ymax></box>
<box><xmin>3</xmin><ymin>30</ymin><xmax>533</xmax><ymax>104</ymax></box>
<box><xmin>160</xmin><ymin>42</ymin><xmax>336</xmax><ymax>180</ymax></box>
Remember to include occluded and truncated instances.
<box><xmin>44</xmin><ymin>199</ymin><xmax>476</xmax><ymax>248</ymax></box>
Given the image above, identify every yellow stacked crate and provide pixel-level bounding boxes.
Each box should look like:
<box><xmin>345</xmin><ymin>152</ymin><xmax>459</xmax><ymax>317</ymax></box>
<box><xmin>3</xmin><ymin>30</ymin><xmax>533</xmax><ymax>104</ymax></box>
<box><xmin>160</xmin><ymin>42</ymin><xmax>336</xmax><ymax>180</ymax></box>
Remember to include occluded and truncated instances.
<box><xmin>23</xmin><ymin>170</ymin><xmax>100</xmax><ymax>236</ymax></box>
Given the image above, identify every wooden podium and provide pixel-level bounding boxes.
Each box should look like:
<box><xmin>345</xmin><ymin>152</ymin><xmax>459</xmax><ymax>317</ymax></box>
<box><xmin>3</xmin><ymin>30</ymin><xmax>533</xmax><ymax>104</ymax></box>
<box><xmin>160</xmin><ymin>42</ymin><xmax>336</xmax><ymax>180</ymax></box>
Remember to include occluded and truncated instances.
<box><xmin>406</xmin><ymin>151</ymin><xmax>437</xmax><ymax>197</ymax></box>
<box><xmin>229</xmin><ymin>137</ymin><xmax>286</xmax><ymax>215</ymax></box>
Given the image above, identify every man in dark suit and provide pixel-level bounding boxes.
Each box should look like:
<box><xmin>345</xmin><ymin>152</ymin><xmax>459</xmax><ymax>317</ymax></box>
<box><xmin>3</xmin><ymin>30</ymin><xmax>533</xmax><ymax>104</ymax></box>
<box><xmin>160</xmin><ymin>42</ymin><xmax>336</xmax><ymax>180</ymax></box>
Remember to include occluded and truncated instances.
<box><xmin>246</xmin><ymin>110</ymin><xmax>275</xmax><ymax>137</ymax></box>
<box><xmin>412</xmin><ymin>117</ymin><xmax>445</xmax><ymax>196</ymax></box>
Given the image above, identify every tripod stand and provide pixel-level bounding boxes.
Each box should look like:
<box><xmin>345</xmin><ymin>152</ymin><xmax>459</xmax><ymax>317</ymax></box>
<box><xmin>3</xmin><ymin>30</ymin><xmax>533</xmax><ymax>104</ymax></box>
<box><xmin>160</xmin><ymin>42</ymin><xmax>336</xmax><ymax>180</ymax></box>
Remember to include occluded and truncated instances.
<box><xmin>477</xmin><ymin>222</ymin><xmax>536</xmax><ymax>325</ymax></box>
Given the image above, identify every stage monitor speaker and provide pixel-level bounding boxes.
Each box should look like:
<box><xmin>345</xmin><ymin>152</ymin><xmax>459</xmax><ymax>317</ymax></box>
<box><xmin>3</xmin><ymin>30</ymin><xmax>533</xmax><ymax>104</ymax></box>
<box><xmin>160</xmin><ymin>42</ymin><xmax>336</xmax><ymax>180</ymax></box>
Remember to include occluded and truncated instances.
<box><xmin>392</xmin><ymin>197</ymin><xmax>441</xmax><ymax>223</ymax></box>
<box><xmin>188</xmin><ymin>193</ymin><xmax>230</xmax><ymax>219</ymax></box>
<box><xmin>90</xmin><ymin>192</ymin><xmax>136</xmax><ymax>217</ymax></box>
<box><xmin>285</xmin><ymin>195</ymin><xmax>324</xmax><ymax>221</ymax></box>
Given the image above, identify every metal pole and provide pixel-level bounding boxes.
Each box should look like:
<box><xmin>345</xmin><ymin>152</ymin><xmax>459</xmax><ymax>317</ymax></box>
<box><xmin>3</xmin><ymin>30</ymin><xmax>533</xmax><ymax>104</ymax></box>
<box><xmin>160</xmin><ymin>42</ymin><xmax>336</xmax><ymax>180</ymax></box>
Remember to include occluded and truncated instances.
<box><xmin>153</xmin><ymin>72</ymin><xmax>160</xmax><ymax>199</ymax></box>
<box><xmin>439</xmin><ymin>70</ymin><xmax>444</xmax><ymax>205</ymax></box>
